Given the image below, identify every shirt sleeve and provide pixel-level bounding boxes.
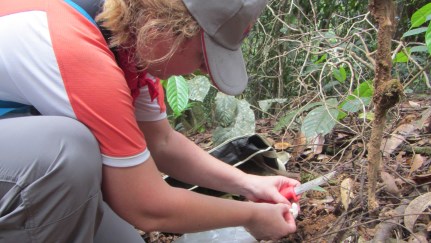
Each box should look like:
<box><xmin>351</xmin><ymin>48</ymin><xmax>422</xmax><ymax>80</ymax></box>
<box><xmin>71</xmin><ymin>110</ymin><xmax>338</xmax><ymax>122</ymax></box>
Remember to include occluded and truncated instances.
<box><xmin>46</xmin><ymin>1</ymin><xmax>150</xmax><ymax>167</ymax></box>
<box><xmin>134</xmin><ymin>73</ymin><xmax>167</xmax><ymax>121</ymax></box>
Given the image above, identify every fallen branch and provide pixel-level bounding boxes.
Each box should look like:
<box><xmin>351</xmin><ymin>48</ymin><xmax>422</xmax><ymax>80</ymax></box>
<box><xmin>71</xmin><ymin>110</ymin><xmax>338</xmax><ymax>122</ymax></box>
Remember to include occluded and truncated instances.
<box><xmin>401</xmin><ymin>145</ymin><xmax>431</xmax><ymax>155</ymax></box>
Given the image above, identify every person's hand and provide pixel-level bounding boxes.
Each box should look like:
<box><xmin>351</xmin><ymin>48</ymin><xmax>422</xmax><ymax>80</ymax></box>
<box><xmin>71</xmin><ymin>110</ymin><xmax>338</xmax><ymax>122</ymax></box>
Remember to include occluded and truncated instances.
<box><xmin>241</xmin><ymin>174</ymin><xmax>301</xmax><ymax>204</ymax></box>
<box><xmin>245</xmin><ymin>202</ymin><xmax>297</xmax><ymax>240</ymax></box>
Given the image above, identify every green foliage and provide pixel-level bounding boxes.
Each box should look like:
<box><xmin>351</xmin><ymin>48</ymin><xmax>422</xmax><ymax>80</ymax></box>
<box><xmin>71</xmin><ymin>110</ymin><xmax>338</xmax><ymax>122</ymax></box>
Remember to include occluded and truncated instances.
<box><xmin>212</xmin><ymin>93</ymin><xmax>255</xmax><ymax>145</ymax></box>
<box><xmin>427</xmin><ymin>25</ymin><xmax>431</xmax><ymax>54</ymax></box>
<box><xmin>163</xmin><ymin>0</ymin><xmax>428</xmax><ymax>145</ymax></box>
<box><xmin>166</xmin><ymin>76</ymin><xmax>189</xmax><ymax>118</ymax></box>
<box><xmin>163</xmin><ymin>75</ymin><xmax>256</xmax><ymax>143</ymax></box>
<box><xmin>214</xmin><ymin>94</ymin><xmax>237</xmax><ymax>127</ymax></box>
<box><xmin>340</xmin><ymin>81</ymin><xmax>374</xmax><ymax>113</ymax></box>
<box><xmin>258</xmin><ymin>98</ymin><xmax>287</xmax><ymax>112</ymax></box>
<box><xmin>274</xmin><ymin>102</ymin><xmax>323</xmax><ymax>132</ymax></box>
<box><xmin>333</xmin><ymin>67</ymin><xmax>347</xmax><ymax>83</ymax></box>
<box><xmin>393</xmin><ymin>51</ymin><xmax>409</xmax><ymax>63</ymax></box>
<box><xmin>188</xmin><ymin>76</ymin><xmax>211</xmax><ymax>102</ymax></box>
<box><xmin>403</xmin><ymin>27</ymin><xmax>428</xmax><ymax>38</ymax></box>
<box><xmin>275</xmin><ymin>80</ymin><xmax>373</xmax><ymax>140</ymax></box>
<box><xmin>301</xmin><ymin>98</ymin><xmax>339</xmax><ymax>139</ymax></box>
<box><xmin>394</xmin><ymin>2</ymin><xmax>431</xmax><ymax>93</ymax></box>
<box><xmin>404</xmin><ymin>3</ymin><xmax>431</xmax><ymax>55</ymax></box>
<box><xmin>410</xmin><ymin>3</ymin><xmax>431</xmax><ymax>28</ymax></box>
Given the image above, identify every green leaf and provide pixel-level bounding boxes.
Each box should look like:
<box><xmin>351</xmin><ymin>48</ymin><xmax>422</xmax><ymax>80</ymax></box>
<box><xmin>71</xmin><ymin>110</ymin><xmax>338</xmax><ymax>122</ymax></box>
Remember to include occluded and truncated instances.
<box><xmin>354</xmin><ymin>80</ymin><xmax>374</xmax><ymax>97</ymax></box>
<box><xmin>411</xmin><ymin>3</ymin><xmax>431</xmax><ymax>28</ymax></box>
<box><xmin>393</xmin><ymin>51</ymin><xmax>409</xmax><ymax>63</ymax></box>
<box><xmin>213</xmin><ymin>100</ymin><xmax>255</xmax><ymax>145</ymax></box>
<box><xmin>339</xmin><ymin>81</ymin><xmax>373</xmax><ymax>113</ymax></box>
<box><xmin>274</xmin><ymin>102</ymin><xmax>323</xmax><ymax>131</ymax></box>
<box><xmin>337</xmin><ymin>110</ymin><xmax>347</xmax><ymax>120</ymax></box>
<box><xmin>314</xmin><ymin>54</ymin><xmax>327</xmax><ymax>64</ymax></box>
<box><xmin>411</xmin><ymin>45</ymin><xmax>429</xmax><ymax>53</ymax></box>
<box><xmin>160</xmin><ymin>79</ymin><xmax>168</xmax><ymax>89</ymax></box>
<box><xmin>188</xmin><ymin>75</ymin><xmax>211</xmax><ymax>102</ymax></box>
<box><xmin>274</xmin><ymin>110</ymin><xmax>299</xmax><ymax>131</ymax></box>
<box><xmin>323</xmin><ymin>81</ymin><xmax>340</xmax><ymax>91</ymax></box>
<box><xmin>301</xmin><ymin>100</ymin><xmax>339</xmax><ymax>139</ymax></box>
<box><xmin>215</xmin><ymin>93</ymin><xmax>238</xmax><ymax>127</ymax></box>
<box><xmin>341</xmin><ymin>97</ymin><xmax>371</xmax><ymax>113</ymax></box>
<box><xmin>166</xmin><ymin>76</ymin><xmax>189</xmax><ymax>117</ymax></box>
<box><xmin>333</xmin><ymin>67</ymin><xmax>347</xmax><ymax>83</ymax></box>
<box><xmin>359</xmin><ymin>112</ymin><xmax>375</xmax><ymax>121</ymax></box>
<box><xmin>280</xmin><ymin>27</ymin><xmax>288</xmax><ymax>34</ymax></box>
<box><xmin>426</xmin><ymin>22</ymin><xmax>431</xmax><ymax>55</ymax></box>
<box><xmin>258</xmin><ymin>98</ymin><xmax>287</xmax><ymax>112</ymax></box>
<box><xmin>310</xmin><ymin>186</ymin><xmax>327</xmax><ymax>192</ymax></box>
<box><xmin>402</xmin><ymin>27</ymin><xmax>428</xmax><ymax>38</ymax></box>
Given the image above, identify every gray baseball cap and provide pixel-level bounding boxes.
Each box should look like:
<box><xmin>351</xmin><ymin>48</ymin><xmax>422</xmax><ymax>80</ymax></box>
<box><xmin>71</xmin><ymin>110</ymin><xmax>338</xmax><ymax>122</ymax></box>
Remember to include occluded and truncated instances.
<box><xmin>182</xmin><ymin>0</ymin><xmax>268</xmax><ymax>95</ymax></box>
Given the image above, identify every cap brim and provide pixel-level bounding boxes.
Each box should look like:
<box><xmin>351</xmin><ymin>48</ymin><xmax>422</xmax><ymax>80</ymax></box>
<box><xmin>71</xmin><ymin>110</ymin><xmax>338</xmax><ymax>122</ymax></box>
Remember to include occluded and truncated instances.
<box><xmin>202</xmin><ymin>32</ymin><xmax>248</xmax><ymax>96</ymax></box>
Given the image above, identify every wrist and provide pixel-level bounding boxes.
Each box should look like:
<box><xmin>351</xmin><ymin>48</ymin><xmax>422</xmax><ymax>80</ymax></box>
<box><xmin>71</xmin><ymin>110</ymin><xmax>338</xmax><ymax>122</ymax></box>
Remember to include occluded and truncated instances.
<box><xmin>235</xmin><ymin>173</ymin><xmax>258</xmax><ymax>198</ymax></box>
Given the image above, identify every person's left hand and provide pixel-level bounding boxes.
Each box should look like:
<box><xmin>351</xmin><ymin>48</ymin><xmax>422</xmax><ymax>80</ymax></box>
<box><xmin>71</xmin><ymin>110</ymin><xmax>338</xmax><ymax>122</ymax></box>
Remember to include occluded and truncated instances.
<box><xmin>241</xmin><ymin>174</ymin><xmax>301</xmax><ymax>204</ymax></box>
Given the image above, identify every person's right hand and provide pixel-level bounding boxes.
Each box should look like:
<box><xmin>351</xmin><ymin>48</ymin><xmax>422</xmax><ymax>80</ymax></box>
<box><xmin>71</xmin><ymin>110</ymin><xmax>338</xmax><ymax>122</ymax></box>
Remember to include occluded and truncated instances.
<box><xmin>244</xmin><ymin>202</ymin><xmax>297</xmax><ymax>240</ymax></box>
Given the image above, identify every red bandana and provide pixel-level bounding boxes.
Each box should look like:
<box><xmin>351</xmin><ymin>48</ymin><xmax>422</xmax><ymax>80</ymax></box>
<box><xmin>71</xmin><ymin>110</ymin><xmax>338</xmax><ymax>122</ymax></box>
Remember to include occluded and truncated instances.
<box><xmin>117</xmin><ymin>48</ymin><xmax>160</xmax><ymax>102</ymax></box>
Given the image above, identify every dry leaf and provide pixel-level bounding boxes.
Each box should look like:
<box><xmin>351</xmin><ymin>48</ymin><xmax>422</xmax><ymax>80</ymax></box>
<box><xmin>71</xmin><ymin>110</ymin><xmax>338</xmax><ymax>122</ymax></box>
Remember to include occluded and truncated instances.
<box><xmin>407</xmin><ymin>230</ymin><xmax>428</xmax><ymax>243</ymax></box>
<box><xmin>292</xmin><ymin>132</ymin><xmax>306</xmax><ymax>157</ymax></box>
<box><xmin>274</xmin><ymin>142</ymin><xmax>291</xmax><ymax>150</ymax></box>
<box><xmin>404</xmin><ymin>192</ymin><xmax>431</xmax><ymax>231</ymax></box>
<box><xmin>395</xmin><ymin>151</ymin><xmax>406</xmax><ymax>165</ymax></box>
<box><xmin>337</xmin><ymin>132</ymin><xmax>349</xmax><ymax>139</ymax></box>
<box><xmin>409</xmin><ymin>154</ymin><xmax>426</xmax><ymax>176</ymax></box>
<box><xmin>381</xmin><ymin>171</ymin><xmax>400</xmax><ymax>195</ymax></box>
<box><xmin>340</xmin><ymin>178</ymin><xmax>354</xmax><ymax>210</ymax></box>
<box><xmin>382</xmin><ymin>124</ymin><xmax>417</xmax><ymax>156</ymax></box>
<box><xmin>416</xmin><ymin>107</ymin><xmax>431</xmax><ymax>130</ymax></box>
<box><xmin>316</xmin><ymin>154</ymin><xmax>330</xmax><ymax>161</ymax></box>
<box><xmin>264</xmin><ymin>136</ymin><xmax>275</xmax><ymax>146</ymax></box>
<box><xmin>309</xmin><ymin>196</ymin><xmax>334</xmax><ymax>205</ymax></box>
<box><xmin>411</xmin><ymin>173</ymin><xmax>431</xmax><ymax>185</ymax></box>
<box><xmin>276</xmin><ymin>151</ymin><xmax>291</xmax><ymax>164</ymax></box>
<box><xmin>409</xmin><ymin>101</ymin><xmax>421</xmax><ymax>108</ymax></box>
<box><xmin>309</xmin><ymin>134</ymin><xmax>324</xmax><ymax>154</ymax></box>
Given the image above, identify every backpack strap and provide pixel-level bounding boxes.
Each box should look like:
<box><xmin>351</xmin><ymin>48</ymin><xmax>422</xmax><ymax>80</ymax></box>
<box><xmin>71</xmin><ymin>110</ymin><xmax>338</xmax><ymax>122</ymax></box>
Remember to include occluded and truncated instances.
<box><xmin>0</xmin><ymin>101</ymin><xmax>32</xmax><ymax>116</ymax></box>
<box><xmin>69</xmin><ymin>0</ymin><xmax>117</xmax><ymax>61</ymax></box>
<box><xmin>68</xmin><ymin>0</ymin><xmax>105</xmax><ymax>21</ymax></box>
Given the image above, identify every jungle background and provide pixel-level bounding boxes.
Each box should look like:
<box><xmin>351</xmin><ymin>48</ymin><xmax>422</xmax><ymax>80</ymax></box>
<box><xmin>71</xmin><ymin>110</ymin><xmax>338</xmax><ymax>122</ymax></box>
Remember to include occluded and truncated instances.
<box><xmin>146</xmin><ymin>0</ymin><xmax>431</xmax><ymax>242</ymax></box>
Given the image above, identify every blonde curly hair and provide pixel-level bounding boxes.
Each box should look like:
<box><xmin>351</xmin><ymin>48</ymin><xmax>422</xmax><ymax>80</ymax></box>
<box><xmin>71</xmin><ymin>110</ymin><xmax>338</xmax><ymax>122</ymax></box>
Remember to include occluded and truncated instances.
<box><xmin>96</xmin><ymin>0</ymin><xmax>201</xmax><ymax>67</ymax></box>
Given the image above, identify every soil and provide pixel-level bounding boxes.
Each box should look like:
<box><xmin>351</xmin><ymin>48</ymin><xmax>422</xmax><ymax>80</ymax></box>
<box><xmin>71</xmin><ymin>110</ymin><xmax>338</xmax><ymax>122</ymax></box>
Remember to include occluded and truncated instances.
<box><xmin>141</xmin><ymin>94</ymin><xmax>431</xmax><ymax>243</ymax></box>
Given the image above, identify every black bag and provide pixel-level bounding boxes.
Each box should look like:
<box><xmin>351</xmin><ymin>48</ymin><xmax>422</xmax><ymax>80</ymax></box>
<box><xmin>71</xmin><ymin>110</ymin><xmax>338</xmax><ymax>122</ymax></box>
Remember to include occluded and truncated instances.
<box><xmin>163</xmin><ymin>134</ymin><xmax>286</xmax><ymax>197</ymax></box>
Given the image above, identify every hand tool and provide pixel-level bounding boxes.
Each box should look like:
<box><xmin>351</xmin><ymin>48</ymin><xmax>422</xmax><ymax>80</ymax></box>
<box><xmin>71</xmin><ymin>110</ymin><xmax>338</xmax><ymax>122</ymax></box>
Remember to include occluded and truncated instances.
<box><xmin>280</xmin><ymin>171</ymin><xmax>337</xmax><ymax>202</ymax></box>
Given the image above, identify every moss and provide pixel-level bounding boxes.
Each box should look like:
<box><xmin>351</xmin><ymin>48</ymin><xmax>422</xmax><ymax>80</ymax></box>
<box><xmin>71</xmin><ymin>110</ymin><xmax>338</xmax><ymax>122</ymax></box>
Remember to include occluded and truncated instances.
<box><xmin>373</xmin><ymin>79</ymin><xmax>404</xmax><ymax>110</ymax></box>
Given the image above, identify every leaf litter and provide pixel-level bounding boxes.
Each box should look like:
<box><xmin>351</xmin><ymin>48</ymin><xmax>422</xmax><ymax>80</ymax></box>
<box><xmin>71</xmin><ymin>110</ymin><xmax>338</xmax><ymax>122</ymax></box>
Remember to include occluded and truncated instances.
<box><xmin>141</xmin><ymin>95</ymin><xmax>431</xmax><ymax>243</ymax></box>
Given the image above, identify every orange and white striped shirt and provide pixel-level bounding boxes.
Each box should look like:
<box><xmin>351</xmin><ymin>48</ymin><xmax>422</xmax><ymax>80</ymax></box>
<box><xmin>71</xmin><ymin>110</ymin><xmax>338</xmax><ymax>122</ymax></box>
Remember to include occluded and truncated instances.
<box><xmin>0</xmin><ymin>0</ymin><xmax>166</xmax><ymax>167</ymax></box>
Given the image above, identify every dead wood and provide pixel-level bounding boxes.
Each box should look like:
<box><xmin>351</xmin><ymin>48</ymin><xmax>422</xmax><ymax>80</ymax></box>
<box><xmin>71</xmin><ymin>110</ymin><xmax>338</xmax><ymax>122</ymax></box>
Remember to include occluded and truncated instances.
<box><xmin>401</xmin><ymin>145</ymin><xmax>431</xmax><ymax>156</ymax></box>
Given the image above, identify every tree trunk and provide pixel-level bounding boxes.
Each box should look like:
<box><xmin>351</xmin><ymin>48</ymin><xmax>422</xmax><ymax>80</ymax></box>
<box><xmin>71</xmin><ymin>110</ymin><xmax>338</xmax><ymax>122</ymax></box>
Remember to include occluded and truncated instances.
<box><xmin>367</xmin><ymin>0</ymin><xmax>403</xmax><ymax>211</ymax></box>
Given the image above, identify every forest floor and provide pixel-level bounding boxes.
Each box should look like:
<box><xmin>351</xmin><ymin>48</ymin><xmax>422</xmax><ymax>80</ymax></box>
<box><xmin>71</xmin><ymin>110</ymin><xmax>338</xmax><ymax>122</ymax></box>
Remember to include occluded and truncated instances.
<box><xmin>142</xmin><ymin>93</ymin><xmax>431</xmax><ymax>243</ymax></box>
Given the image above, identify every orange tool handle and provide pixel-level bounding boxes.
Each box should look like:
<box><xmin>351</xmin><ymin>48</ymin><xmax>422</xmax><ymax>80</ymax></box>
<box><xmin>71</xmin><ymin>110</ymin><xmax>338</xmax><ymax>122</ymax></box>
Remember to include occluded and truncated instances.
<box><xmin>256</xmin><ymin>186</ymin><xmax>300</xmax><ymax>203</ymax></box>
<box><xmin>279</xmin><ymin>186</ymin><xmax>300</xmax><ymax>202</ymax></box>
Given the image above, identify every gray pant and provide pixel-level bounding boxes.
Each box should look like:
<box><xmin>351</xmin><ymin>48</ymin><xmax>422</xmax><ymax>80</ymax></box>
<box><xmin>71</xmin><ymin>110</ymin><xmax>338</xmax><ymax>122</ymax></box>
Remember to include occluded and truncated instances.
<box><xmin>0</xmin><ymin>116</ymin><xmax>144</xmax><ymax>243</ymax></box>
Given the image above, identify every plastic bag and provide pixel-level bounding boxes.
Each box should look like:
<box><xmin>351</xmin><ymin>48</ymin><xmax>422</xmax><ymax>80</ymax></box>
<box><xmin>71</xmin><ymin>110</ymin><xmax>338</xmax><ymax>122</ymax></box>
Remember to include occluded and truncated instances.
<box><xmin>174</xmin><ymin>227</ymin><xmax>258</xmax><ymax>243</ymax></box>
<box><xmin>174</xmin><ymin>203</ymin><xmax>299</xmax><ymax>243</ymax></box>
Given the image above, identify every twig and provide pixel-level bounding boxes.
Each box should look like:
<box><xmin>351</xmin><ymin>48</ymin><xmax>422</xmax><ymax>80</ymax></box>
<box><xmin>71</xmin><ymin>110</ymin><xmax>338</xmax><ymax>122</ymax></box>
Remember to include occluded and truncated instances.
<box><xmin>403</xmin><ymin>62</ymin><xmax>431</xmax><ymax>89</ymax></box>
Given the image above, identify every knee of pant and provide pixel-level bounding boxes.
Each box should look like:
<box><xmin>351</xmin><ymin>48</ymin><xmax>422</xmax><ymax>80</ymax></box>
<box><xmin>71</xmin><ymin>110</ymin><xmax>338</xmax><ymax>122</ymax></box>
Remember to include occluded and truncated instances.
<box><xmin>33</xmin><ymin>117</ymin><xmax>103</xmax><ymax>193</ymax></box>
